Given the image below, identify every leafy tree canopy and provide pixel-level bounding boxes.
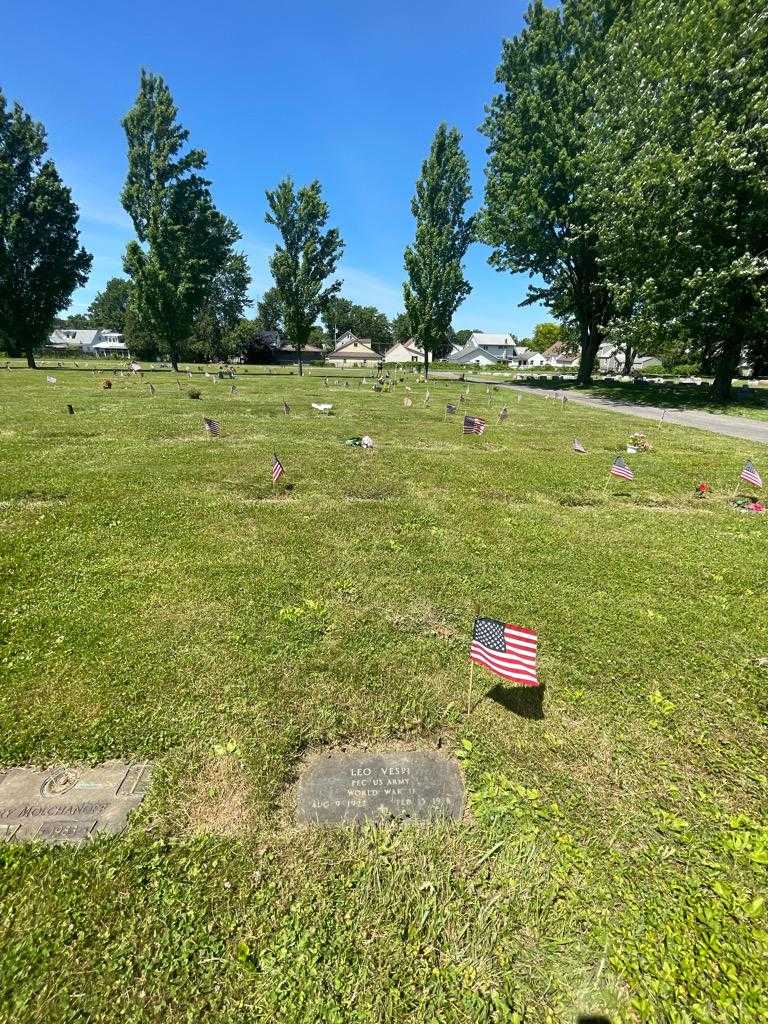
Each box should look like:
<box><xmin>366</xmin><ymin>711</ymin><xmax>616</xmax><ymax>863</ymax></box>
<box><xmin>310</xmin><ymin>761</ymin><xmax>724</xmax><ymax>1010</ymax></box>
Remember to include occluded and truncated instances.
<box><xmin>322</xmin><ymin>296</ymin><xmax>392</xmax><ymax>352</ymax></box>
<box><xmin>264</xmin><ymin>177</ymin><xmax>343</xmax><ymax>375</ymax></box>
<box><xmin>481</xmin><ymin>0</ymin><xmax>624</xmax><ymax>384</ymax></box>
<box><xmin>87</xmin><ymin>277</ymin><xmax>131</xmax><ymax>333</ymax></box>
<box><xmin>121</xmin><ymin>70</ymin><xmax>241</xmax><ymax>370</ymax></box>
<box><xmin>403</xmin><ymin>123</ymin><xmax>474</xmax><ymax>378</ymax></box>
<box><xmin>586</xmin><ymin>0</ymin><xmax>768</xmax><ymax>398</ymax></box>
<box><xmin>0</xmin><ymin>90</ymin><xmax>91</xmax><ymax>367</ymax></box>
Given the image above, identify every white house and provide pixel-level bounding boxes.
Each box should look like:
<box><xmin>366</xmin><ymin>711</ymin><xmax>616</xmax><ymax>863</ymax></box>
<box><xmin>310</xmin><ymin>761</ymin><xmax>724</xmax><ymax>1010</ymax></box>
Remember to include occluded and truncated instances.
<box><xmin>383</xmin><ymin>338</ymin><xmax>431</xmax><ymax>364</ymax></box>
<box><xmin>510</xmin><ymin>347</ymin><xmax>548</xmax><ymax>368</ymax></box>
<box><xmin>48</xmin><ymin>328</ymin><xmax>129</xmax><ymax>357</ymax></box>
<box><xmin>463</xmin><ymin>332</ymin><xmax>519</xmax><ymax>361</ymax></box>
<box><xmin>451</xmin><ymin>343</ymin><xmax>500</xmax><ymax>367</ymax></box>
<box><xmin>326</xmin><ymin>332</ymin><xmax>380</xmax><ymax>368</ymax></box>
<box><xmin>633</xmin><ymin>354</ymin><xmax>663</xmax><ymax>371</ymax></box>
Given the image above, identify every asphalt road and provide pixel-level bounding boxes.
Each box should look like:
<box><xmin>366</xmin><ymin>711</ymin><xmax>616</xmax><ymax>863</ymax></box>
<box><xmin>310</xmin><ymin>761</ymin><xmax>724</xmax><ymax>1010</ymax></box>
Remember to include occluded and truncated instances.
<box><xmin>470</xmin><ymin>380</ymin><xmax>768</xmax><ymax>447</ymax></box>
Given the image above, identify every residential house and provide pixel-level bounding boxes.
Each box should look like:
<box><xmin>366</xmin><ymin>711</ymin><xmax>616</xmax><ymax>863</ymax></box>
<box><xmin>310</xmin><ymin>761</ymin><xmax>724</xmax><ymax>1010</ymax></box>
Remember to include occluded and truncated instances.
<box><xmin>450</xmin><ymin>343</ymin><xmax>500</xmax><ymax>367</ymax></box>
<box><xmin>633</xmin><ymin>354</ymin><xmax>662</xmax><ymax>371</ymax></box>
<box><xmin>272</xmin><ymin>344</ymin><xmax>325</xmax><ymax>365</ymax></box>
<box><xmin>326</xmin><ymin>332</ymin><xmax>380</xmax><ymax>368</ymax></box>
<box><xmin>48</xmin><ymin>328</ymin><xmax>129</xmax><ymax>357</ymax></box>
<box><xmin>383</xmin><ymin>338</ymin><xmax>431</xmax><ymax>364</ymax></box>
<box><xmin>510</xmin><ymin>347</ymin><xmax>548</xmax><ymax>368</ymax></box>
<box><xmin>463</xmin><ymin>332</ymin><xmax>519</xmax><ymax>361</ymax></box>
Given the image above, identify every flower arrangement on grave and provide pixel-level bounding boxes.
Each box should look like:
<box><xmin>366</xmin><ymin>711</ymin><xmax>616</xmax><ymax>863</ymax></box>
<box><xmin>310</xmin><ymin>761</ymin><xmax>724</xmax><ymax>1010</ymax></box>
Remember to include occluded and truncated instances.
<box><xmin>629</xmin><ymin>432</ymin><xmax>652</xmax><ymax>452</ymax></box>
<box><xmin>695</xmin><ymin>481</ymin><xmax>712</xmax><ymax>497</ymax></box>
<box><xmin>731</xmin><ymin>496</ymin><xmax>765</xmax><ymax>513</ymax></box>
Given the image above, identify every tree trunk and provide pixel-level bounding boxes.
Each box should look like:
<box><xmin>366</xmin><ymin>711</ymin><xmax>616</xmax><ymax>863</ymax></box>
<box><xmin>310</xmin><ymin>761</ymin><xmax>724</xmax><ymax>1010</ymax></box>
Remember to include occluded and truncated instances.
<box><xmin>25</xmin><ymin>348</ymin><xmax>37</xmax><ymax>369</ymax></box>
<box><xmin>297</xmin><ymin>343</ymin><xmax>304</xmax><ymax>377</ymax></box>
<box><xmin>710</xmin><ymin>336</ymin><xmax>742</xmax><ymax>402</ymax></box>
<box><xmin>576</xmin><ymin>328</ymin><xmax>601</xmax><ymax>386</ymax></box>
<box><xmin>621</xmin><ymin>345</ymin><xmax>636</xmax><ymax>375</ymax></box>
<box><xmin>423</xmin><ymin>347</ymin><xmax>429</xmax><ymax>381</ymax></box>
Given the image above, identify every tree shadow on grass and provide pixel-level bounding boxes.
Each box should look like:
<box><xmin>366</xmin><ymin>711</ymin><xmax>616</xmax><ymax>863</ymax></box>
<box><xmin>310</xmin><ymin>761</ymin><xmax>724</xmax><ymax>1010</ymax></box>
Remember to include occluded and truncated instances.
<box><xmin>486</xmin><ymin>682</ymin><xmax>545</xmax><ymax>720</ymax></box>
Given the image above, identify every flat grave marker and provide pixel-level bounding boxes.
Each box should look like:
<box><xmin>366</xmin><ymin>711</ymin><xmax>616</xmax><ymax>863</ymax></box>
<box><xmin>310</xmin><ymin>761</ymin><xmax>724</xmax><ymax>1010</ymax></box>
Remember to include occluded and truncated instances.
<box><xmin>296</xmin><ymin>750</ymin><xmax>464</xmax><ymax>826</ymax></box>
<box><xmin>0</xmin><ymin>760</ymin><xmax>152</xmax><ymax>846</ymax></box>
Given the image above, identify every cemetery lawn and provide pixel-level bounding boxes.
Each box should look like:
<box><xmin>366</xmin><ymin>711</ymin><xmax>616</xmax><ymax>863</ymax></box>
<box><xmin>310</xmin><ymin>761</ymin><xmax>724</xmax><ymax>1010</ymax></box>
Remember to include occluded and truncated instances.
<box><xmin>1</xmin><ymin>367</ymin><xmax>766</xmax><ymax>1024</ymax></box>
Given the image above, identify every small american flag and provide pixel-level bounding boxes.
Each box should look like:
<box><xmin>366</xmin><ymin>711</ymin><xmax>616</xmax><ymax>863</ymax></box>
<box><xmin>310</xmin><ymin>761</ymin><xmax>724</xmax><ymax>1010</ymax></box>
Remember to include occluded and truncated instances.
<box><xmin>203</xmin><ymin>417</ymin><xmax>221</xmax><ymax>437</ymax></box>
<box><xmin>272</xmin><ymin>453</ymin><xmax>284</xmax><ymax>484</ymax></box>
<box><xmin>229</xmin><ymin>384</ymin><xmax>238</xmax><ymax>396</ymax></box>
<box><xmin>499</xmin><ymin>406</ymin><xmax>509</xmax><ymax>422</ymax></box>
<box><xmin>459</xmin><ymin>392</ymin><xmax>466</xmax><ymax>403</ymax></box>
<box><xmin>610</xmin><ymin>457</ymin><xmax>634</xmax><ymax>481</ymax></box>
<box><xmin>148</xmin><ymin>383</ymin><xmax>156</xmax><ymax>396</ymax></box>
<box><xmin>446</xmin><ymin>403</ymin><xmax>457</xmax><ymax>415</ymax></box>
<box><xmin>463</xmin><ymin>415</ymin><xmax>487</xmax><ymax>435</ymax></box>
<box><xmin>573</xmin><ymin>438</ymin><xmax>586</xmax><ymax>453</ymax></box>
<box><xmin>740</xmin><ymin>460</ymin><xmax>763</xmax><ymax>488</ymax></box>
<box><xmin>282</xmin><ymin>400</ymin><xmax>290</xmax><ymax>415</ymax></box>
<box><xmin>471</xmin><ymin>617</ymin><xmax>538</xmax><ymax>686</ymax></box>
<box><xmin>47</xmin><ymin>375</ymin><xmax>57</xmax><ymax>384</ymax></box>
<box><xmin>66</xmin><ymin>404</ymin><xmax>75</xmax><ymax>415</ymax></box>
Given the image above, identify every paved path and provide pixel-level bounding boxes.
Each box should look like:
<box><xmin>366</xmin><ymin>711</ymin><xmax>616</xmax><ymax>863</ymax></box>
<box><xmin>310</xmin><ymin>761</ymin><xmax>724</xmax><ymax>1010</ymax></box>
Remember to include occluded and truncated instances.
<box><xmin>468</xmin><ymin>379</ymin><xmax>768</xmax><ymax>447</ymax></box>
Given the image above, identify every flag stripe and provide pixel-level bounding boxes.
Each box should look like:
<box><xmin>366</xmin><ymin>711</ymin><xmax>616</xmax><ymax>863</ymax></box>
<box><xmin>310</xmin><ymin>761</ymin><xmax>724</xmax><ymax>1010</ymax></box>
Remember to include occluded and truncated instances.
<box><xmin>470</xmin><ymin>647</ymin><xmax>538</xmax><ymax>685</ymax></box>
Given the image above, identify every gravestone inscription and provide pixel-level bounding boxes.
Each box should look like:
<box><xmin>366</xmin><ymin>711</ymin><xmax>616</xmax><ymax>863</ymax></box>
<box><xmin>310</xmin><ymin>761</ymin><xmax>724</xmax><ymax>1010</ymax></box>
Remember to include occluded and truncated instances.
<box><xmin>296</xmin><ymin>750</ymin><xmax>464</xmax><ymax>825</ymax></box>
<box><xmin>0</xmin><ymin>760</ymin><xmax>151</xmax><ymax>846</ymax></box>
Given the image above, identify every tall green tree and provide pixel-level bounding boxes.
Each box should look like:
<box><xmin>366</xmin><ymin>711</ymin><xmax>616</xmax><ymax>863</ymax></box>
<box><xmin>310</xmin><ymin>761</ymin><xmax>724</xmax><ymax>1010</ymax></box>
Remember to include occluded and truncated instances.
<box><xmin>187</xmin><ymin>251</ymin><xmax>251</xmax><ymax>361</ymax></box>
<box><xmin>264</xmin><ymin>177</ymin><xmax>343</xmax><ymax>376</ymax></box>
<box><xmin>121</xmin><ymin>70</ymin><xmax>239</xmax><ymax>371</ymax></box>
<box><xmin>0</xmin><ymin>91</ymin><xmax>91</xmax><ymax>367</ymax></box>
<box><xmin>403</xmin><ymin>124</ymin><xmax>474</xmax><ymax>379</ymax></box>
<box><xmin>87</xmin><ymin>277</ymin><xmax>131</xmax><ymax>333</ymax></box>
<box><xmin>256</xmin><ymin>286</ymin><xmax>285</xmax><ymax>335</ymax></box>
<box><xmin>391</xmin><ymin>311</ymin><xmax>413</xmax><ymax>344</ymax></box>
<box><xmin>481</xmin><ymin>0</ymin><xmax>624</xmax><ymax>385</ymax></box>
<box><xmin>586</xmin><ymin>0</ymin><xmax>768</xmax><ymax>400</ymax></box>
<box><xmin>321</xmin><ymin>296</ymin><xmax>392</xmax><ymax>352</ymax></box>
<box><xmin>528</xmin><ymin>322</ymin><xmax>579</xmax><ymax>354</ymax></box>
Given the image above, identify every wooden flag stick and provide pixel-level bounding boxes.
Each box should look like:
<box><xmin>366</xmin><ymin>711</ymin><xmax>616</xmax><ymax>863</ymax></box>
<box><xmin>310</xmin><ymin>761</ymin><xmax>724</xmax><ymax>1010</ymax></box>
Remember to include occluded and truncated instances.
<box><xmin>467</xmin><ymin>661</ymin><xmax>475</xmax><ymax>715</ymax></box>
<box><xmin>657</xmin><ymin>408</ymin><xmax>666</xmax><ymax>429</ymax></box>
<box><xmin>602</xmin><ymin>472</ymin><xmax>613</xmax><ymax>497</ymax></box>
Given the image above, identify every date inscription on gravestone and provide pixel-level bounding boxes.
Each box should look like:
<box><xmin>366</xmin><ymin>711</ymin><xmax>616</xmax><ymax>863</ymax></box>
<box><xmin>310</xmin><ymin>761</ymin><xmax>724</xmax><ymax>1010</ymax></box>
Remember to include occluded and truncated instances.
<box><xmin>296</xmin><ymin>750</ymin><xmax>464</xmax><ymax>825</ymax></box>
<box><xmin>0</xmin><ymin>760</ymin><xmax>152</xmax><ymax>846</ymax></box>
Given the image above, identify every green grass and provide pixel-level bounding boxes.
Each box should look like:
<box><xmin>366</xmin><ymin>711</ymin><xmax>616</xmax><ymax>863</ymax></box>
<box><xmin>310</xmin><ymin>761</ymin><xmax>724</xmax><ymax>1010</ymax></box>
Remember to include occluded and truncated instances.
<box><xmin>1</xmin><ymin>369</ymin><xmax>766</xmax><ymax>1023</ymax></box>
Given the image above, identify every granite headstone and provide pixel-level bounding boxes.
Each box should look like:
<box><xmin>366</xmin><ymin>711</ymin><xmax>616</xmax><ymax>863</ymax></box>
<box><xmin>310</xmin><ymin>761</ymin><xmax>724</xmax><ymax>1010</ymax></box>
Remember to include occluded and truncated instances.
<box><xmin>296</xmin><ymin>750</ymin><xmax>464</xmax><ymax>825</ymax></box>
<box><xmin>0</xmin><ymin>760</ymin><xmax>151</xmax><ymax>846</ymax></box>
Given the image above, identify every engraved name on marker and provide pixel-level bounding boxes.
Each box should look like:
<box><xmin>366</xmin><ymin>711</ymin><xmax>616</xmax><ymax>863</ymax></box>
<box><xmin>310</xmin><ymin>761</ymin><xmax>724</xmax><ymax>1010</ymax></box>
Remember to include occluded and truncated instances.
<box><xmin>0</xmin><ymin>761</ymin><xmax>152</xmax><ymax>846</ymax></box>
<box><xmin>296</xmin><ymin>751</ymin><xmax>464</xmax><ymax>825</ymax></box>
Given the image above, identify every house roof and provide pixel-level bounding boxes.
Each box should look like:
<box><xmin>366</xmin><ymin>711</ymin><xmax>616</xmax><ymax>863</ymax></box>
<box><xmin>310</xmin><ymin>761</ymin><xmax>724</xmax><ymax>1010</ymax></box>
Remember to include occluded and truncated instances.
<box><xmin>386</xmin><ymin>338</ymin><xmax>421</xmax><ymax>354</ymax></box>
<box><xmin>92</xmin><ymin>340</ymin><xmax>128</xmax><ymax>350</ymax></box>
<box><xmin>467</xmin><ymin>332</ymin><xmax>516</xmax><ymax>348</ymax></box>
<box><xmin>452</xmin><ymin>343</ymin><xmax>499</xmax><ymax>364</ymax></box>
<box><xmin>330</xmin><ymin>336</ymin><xmax>378</xmax><ymax>358</ymax></box>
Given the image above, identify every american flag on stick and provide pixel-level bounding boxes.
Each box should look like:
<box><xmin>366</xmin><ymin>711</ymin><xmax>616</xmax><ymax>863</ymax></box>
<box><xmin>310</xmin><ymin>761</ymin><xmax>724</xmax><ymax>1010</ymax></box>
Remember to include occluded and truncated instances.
<box><xmin>463</xmin><ymin>415</ymin><xmax>487</xmax><ymax>435</ymax></box>
<box><xmin>229</xmin><ymin>384</ymin><xmax>238</xmax><ymax>396</ymax></box>
<box><xmin>610</xmin><ymin>457</ymin><xmax>634</xmax><ymax>481</ymax></box>
<box><xmin>573</xmin><ymin>438</ymin><xmax>586</xmax><ymax>454</ymax></box>
<box><xmin>499</xmin><ymin>406</ymin><xmax>509</xmax><ymax>422</ymax></box>
<box><xmin>740</xmin><ymin>460</ymin><xmax>763</xmax><ymax>488</ymax></box>
<box><xmin>203</xmin><ymin>417</ymin><xmax>221</xmax><ymax>437</ymax></box>
<box><xmin>446</xmin><ymin>403</ymin><xmax>457</xmax><ymax>415</ymax></box>
<box><xmin>272</xmin><ymin>453</ymin><xmax>284</xmax><ymax>484</ymax></box>
<box><xmin>282</xmin><ymin>400</ymin><xmax>290</xmax><ymax>415</ymax></box>
<box><xmin>471</xmin><ymin>618</ymin><xmax>539</xmax><ymax>686</ymax></box>
<box><xmin>66</xmin><ymin>404</ymin><xmax>75</xmax><ymax>415</ymax></box>
<box><xmin>148</xmin><ymin>383</ymin><xmax>156</xmax><ymax>396</ymax></box>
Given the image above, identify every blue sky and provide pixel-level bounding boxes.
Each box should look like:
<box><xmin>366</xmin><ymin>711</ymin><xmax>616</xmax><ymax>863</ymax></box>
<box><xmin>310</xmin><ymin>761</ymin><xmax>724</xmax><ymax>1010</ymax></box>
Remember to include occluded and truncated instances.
<box><xmin>2</xmin><ymin>0</ymin><xmax>548</xmax><ymax>336</ymax></box>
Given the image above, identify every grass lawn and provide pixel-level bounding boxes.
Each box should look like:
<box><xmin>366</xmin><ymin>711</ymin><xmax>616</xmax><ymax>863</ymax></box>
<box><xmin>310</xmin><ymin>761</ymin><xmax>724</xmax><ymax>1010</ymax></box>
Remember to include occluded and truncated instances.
<box><xmin>1</xmin><ymin>368</ymin><xmax>766</xmax><ymax>1023</ymax></box>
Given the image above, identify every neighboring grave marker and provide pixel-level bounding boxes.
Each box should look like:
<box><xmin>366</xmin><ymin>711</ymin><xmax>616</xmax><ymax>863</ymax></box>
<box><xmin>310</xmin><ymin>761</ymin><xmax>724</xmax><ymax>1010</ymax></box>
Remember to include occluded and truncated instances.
<box><xmin>0</xmin><ymin>760</ymin><xmax>151</xmax><ymax>846</ymax></box>
<box><xmin>296</xmin><ymin>750</ymin><xmax>464</xmax><ymax>825</ymax></box>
